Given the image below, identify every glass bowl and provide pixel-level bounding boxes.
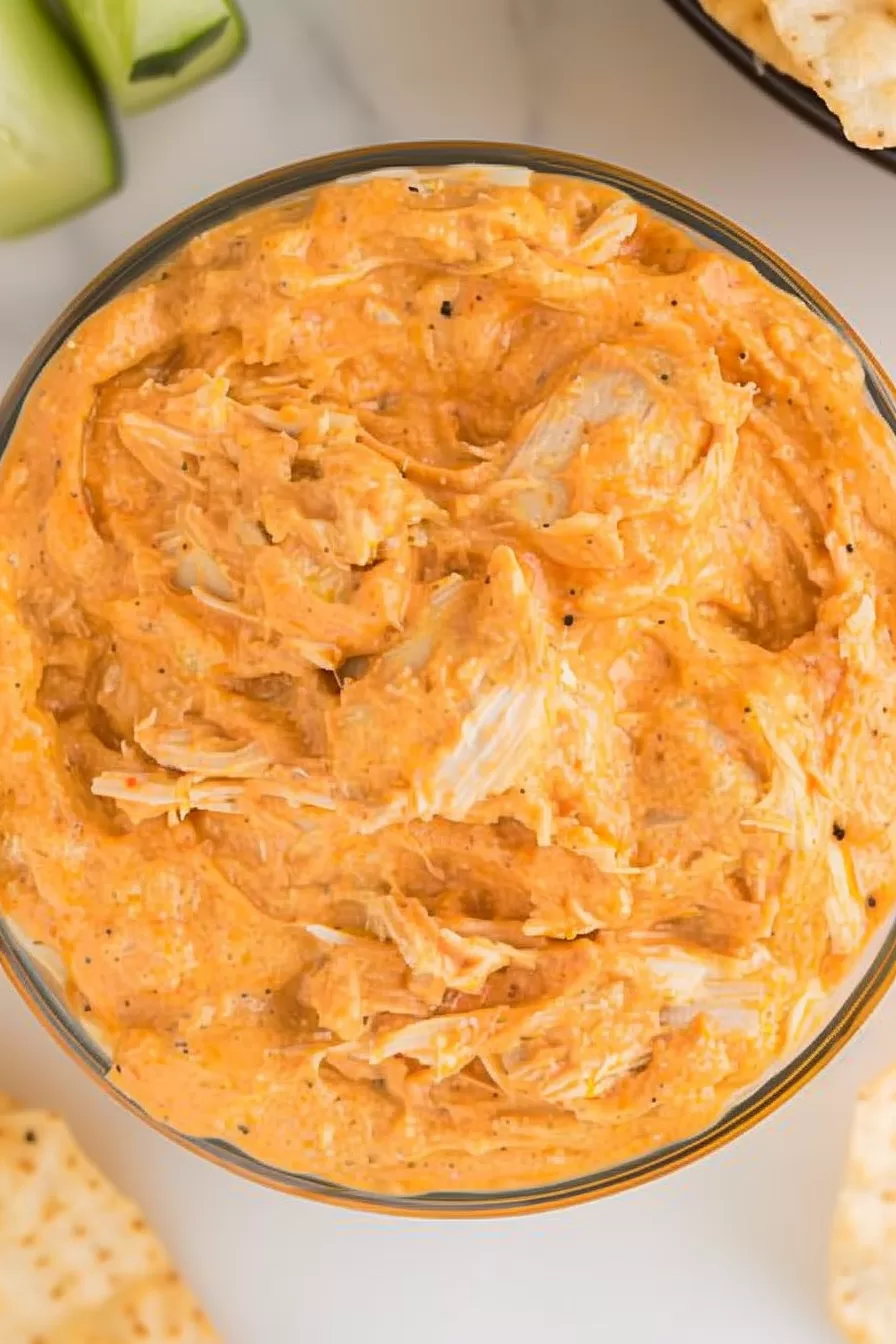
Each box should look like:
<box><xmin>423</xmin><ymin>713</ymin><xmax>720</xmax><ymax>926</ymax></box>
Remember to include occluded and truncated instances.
<box><xmin>2</xmin><ymin>141</ymin><xmax>896</xmax><ymax>1218</ymax></box>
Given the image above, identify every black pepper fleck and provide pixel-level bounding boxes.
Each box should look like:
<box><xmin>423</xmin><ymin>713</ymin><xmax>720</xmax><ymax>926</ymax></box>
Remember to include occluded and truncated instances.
<box><xmin>868</xmin><ymin>895</ymin><xmax>878</xmax><ymax>909</ymax></box>
<box><xmin>563</xmin><ymin>614</ymin><xmax>575</xmax><ymax>627</ymax></box>
<box><xmin>832</xmin><ymin>822</ymin><xmax>846</xmax><ymax>841</ymax></box>
<box><xmin>846</xmin><ymin>543</ymin><xmax>854</xmax><ymax>553</ymax></box>
<box><xmin>24</xmin><ymin>1129</ymin><xmax>37</xmax><ymax>1144</ymax></box>
<box><xmin>439</xmin><ymin>300</ymin><xmax>453</xmax><ymax>318</ymax></box>
<box><xmin>237</xmin><ymin>1124</ymin><xmax>250</xmax><ymax>1135</ymax></box>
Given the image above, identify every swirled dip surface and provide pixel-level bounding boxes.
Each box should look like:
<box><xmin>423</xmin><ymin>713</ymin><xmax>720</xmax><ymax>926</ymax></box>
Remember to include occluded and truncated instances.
<box><xmin>2</xmin><ymin>170</ymin><xmax>896</xmax><ymax>1193</ymax></box>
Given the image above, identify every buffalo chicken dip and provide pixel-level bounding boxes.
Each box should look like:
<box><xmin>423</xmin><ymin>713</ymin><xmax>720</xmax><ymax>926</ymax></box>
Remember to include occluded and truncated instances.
<box><xmin>1</xmin><ymin>169</ymin><xmax>895</xmax><ymax>1193</ymax></box>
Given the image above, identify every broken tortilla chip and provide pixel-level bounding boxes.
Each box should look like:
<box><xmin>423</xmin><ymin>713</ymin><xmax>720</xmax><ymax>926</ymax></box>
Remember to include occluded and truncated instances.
<box><xmin>830</xmin><ymin>1064</ymin><xmax>896</xmax><ymax>1343</ymax></box>
<box><xmin>766</xmin><ymin>0</ymin><xmax>896</xmax><ymax>148</ymax></box>
<box><xmin>698</xmin><ymin>0</ymin><xmax>806</xmax><ymax>81</ymax></box>
<box><xmin>0</xmin><ymin>1107</ymin><xmax>220</xmax><ymax>1343</ymax></box>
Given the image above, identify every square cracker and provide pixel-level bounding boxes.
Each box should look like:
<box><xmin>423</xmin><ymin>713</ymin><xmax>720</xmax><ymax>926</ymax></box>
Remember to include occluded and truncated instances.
<box><xmin>831</xmin><ymin>1065</ymin><xmax>896</xmax><ymax>1342</ymax></box>
<box><xmin>0</xmin><ymin>1108</ymin><xmax>220</xmax><ymax>1343</ymax></box>
<box><xmin>46</xmin><ymin>1273</ymin><xmax>219</xmax><ymax>1343</ymax></box>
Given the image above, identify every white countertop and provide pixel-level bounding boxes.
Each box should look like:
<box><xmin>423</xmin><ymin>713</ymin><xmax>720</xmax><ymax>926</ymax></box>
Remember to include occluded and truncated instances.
<box><xmin>2</xmin><ymin>2</ymin><xmax>896</xmax><ymax>1340</ymax></box>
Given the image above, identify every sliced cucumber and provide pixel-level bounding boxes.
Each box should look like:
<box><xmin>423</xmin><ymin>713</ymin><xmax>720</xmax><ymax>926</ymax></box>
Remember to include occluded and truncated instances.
<box><xmin>131</xmin><ymin>5</ymin><xmax>232</xmax><ymax>81</ymax></box>
<box><xmin>61</xmin><ymin>0</ymin><xmax>246</xmax><ymax>113</ymax></box>
<box><xmin>0</xmin><ymin>0</ymin><xmax>118</xmax><ymax>238</ymax></box>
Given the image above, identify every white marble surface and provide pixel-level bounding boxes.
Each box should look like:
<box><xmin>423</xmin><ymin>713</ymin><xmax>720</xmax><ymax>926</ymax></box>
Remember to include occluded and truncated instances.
<box><xmin>2</xmin><ymin>1</ymin><xmax>896</xmax><ymax>1340</ymax></box>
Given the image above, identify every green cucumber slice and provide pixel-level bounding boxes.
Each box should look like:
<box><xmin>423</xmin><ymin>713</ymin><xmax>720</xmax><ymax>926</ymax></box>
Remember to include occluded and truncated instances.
<box><xmin>61</xmin><ymin>0</ymin><xmax>245</xmax><ymax>113</ymax></box>
<box><xmin>0</xmin><ymin>0</ymin><xmax>118</xmax><ymax>238</ymax></box>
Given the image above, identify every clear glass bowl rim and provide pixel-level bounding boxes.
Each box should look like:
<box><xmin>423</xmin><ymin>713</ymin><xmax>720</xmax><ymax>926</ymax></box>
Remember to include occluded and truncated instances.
<box><xmin>2</xmin><ymin>139</ymin><xmax>895</xmax><ymax>1219</ymax></box>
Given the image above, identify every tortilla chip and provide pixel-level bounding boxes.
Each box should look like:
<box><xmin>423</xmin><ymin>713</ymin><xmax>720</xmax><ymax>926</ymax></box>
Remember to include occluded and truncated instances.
<box><xmin>699</xmin><ymin>0</ymin><xmax>807</xmax><ymax>81</ymax></box>
<box><xmin>0</xmin><ymin>1108</ymin><xmax>220</xmax><ymax>1344</ymax></box>
<box><xmin>830</xmin><ymin>1065</ymin><xmax>896</xmax><ymax>1343</ymax></box>
<box><xmin>766</xmin><ymin>0</ymin><xmax>896</xmax><ymax>147</ymax></box>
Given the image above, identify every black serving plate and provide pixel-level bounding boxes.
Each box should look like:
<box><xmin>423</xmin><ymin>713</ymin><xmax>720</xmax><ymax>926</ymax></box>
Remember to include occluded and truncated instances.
<box><xmin>665</xmin><ymin>0</ymin><xmax>896</xmax><ymax>175</ymax></box>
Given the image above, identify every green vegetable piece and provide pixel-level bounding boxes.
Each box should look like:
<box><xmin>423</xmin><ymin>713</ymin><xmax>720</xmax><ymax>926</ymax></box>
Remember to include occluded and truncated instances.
<box><xmin>0</xmin><ymin>0</ymin><xmax>119</xmax><ymax>238</ymax></box>
<box><xmin>62</xmin><ymin>0</ymin><xmax>246</xmax><ymax>113</ymax></box>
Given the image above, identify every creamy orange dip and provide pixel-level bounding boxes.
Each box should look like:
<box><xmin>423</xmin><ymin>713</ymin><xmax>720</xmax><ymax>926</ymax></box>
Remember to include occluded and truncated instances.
<box><xmin>2</xmin><ymin>168</ymin><xmax>896</xmax><ymax>1195</ymax></box>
